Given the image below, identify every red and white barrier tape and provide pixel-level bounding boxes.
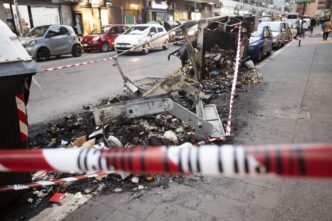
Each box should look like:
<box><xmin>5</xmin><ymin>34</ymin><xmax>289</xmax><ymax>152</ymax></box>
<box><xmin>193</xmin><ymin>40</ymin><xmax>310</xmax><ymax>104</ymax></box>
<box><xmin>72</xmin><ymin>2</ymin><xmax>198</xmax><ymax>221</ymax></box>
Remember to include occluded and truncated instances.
<box><xmin>0</xmin><ymin>172</ymin><xmax>111</xmax><ymax>192</ymax></box>
<box><xmin>226</xmin><ymin>25</ymin><xmax>242</xmax><ymax>136</ymax></box>
<box><xmin>42</xmin><ymin>57</ymin><xmax>112</xmax><ymax>72</ymax></box>
<box><xmin>42</xmin><ymin>39</ymin><xmax>186</xmax><ymax>73</ymax></box>
<box><xmin>0</xmin><ymin>143</ymin><xmax>331</xmax><ymax>178</ymax></box>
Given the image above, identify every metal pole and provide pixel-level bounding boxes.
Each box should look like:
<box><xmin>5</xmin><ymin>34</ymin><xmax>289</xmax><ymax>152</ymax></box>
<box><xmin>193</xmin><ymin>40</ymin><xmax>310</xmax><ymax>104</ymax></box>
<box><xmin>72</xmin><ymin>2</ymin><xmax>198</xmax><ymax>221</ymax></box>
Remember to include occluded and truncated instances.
<box><xmin>13</xmin><ymin>0</ymin><xmax>22</xmax><ymax>36</ymax></box>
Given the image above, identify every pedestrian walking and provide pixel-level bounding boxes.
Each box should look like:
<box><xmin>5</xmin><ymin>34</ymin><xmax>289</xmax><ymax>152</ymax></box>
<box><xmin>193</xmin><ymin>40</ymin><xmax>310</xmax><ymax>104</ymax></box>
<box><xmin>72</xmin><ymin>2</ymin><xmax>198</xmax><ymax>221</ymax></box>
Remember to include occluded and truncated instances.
<box><xmin>295</xmin><ymin>19</ymin><xmax>303</xmax><ymax>39</ymax></box>
<box><xmin>310</xmin><ymin>17</ymin><xmax>317</xmax><ymax>33</ymax></box>
<box><xmin>322</xmin><ymin>20</ymin><xmax>332</xmax><ymax>41</ymax></box>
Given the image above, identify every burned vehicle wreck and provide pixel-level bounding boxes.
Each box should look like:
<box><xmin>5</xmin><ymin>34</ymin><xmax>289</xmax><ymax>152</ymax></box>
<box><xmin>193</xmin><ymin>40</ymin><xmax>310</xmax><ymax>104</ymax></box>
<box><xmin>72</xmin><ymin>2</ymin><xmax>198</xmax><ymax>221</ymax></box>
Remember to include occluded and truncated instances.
<box><xmin>93</xmin><ymin>16</ymin><xmax>258</xmax><ymax>141</ymax></box>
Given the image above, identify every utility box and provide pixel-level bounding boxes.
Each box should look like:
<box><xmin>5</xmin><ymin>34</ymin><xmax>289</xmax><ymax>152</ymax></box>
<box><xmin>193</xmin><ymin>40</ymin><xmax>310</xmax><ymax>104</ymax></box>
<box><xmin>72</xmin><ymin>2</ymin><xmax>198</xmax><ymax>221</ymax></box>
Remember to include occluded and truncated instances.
<box><xmin>0</xmin><ymin>20</ymin><xmax>41</xmax><ymax>207</ymax></box>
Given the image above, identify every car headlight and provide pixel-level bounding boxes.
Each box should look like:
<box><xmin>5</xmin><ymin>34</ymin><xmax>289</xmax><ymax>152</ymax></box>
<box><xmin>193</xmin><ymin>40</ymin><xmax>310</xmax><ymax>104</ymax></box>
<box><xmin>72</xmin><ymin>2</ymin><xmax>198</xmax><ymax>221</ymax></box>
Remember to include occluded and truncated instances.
<box><xmin>187</xmin><ymin>29</ymin><xmax>196</xmax><ymax>36</ymax></box>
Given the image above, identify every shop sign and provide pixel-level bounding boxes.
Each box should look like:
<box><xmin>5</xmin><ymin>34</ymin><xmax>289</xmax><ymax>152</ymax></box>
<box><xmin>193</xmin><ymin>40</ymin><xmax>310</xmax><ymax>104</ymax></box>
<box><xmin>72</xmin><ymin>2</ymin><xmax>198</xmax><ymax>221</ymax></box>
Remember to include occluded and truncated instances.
<box><xmin>151</xmin><ymin>1</ymin><xmax>168</xmax><ymax>10</ymax></box>
<box><xmin>90</xmin><ymin>0</ymin><xmax>103</xmax><ymax>7</ymax></box>
<box><xmin>295</xmin><ymin>0</ymin><xmax>314</xmax><ymax>3</ymax></box>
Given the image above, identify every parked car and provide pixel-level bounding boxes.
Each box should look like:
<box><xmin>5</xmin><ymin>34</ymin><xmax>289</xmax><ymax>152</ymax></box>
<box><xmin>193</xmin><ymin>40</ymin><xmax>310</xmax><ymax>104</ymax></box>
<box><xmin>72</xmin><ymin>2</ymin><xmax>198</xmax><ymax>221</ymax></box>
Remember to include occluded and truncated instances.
<box><xmin>286</xmin><ymin>20</ymin><xmax>298</xmax><ymax>38</ymax></box>
<box><xmin>21</xmin><ymin>24</ymin><xmax>82</xmax><ymax>61</ymax></box>
<box><xmin>248</xmin><ymin>25</ymin><xmax>273</xmax><ymax>62</ymax></box>
<box><xmin>81</xmin><ymin>25</ymin><xmax>128</xmax><ymax>52</ymax></box>
<box><xmin>284</xmin><ymin>22</ymin><xmax>293</xmax><ymax>42</ymax></box>
<box><xmin>260</xmin><ymin>21</ymin><xmax>288</xmax><ymax>49</ymax></box>
<box><xmin>163</xmin><ymin>21</ymin><xmax>181</xmax><ymax>42</ymax></box>
<box><xmin>173</xmin><ymin>20</ymin><xmax>198</xmax><ymax>44</ymax></box>
<box><xmin>114</xmin><ymin>24</ymin><xmax>169</xmax><ymax>54</ymax></box>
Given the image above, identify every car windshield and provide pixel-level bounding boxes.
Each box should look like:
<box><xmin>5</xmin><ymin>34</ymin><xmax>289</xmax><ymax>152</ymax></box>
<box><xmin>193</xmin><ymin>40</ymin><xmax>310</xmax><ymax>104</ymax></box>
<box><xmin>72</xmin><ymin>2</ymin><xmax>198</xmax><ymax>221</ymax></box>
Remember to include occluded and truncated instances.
<box><xmin>287</xmin><ymin>15</ymin><xmax>298</xmax><ymax>19</ymax></box>
<box><xmin>91</xmin><ymin>27</ymin><xmax>110</xmax><ymax>35</ymax></box>
<box><xmin>124</xmin><ymin>26</ymin><xmax>149</xmax><ymax>35</ymax></box>
<box><xmin>251</xmin><ymin>27</ymin><xmax>263</xmax><ymax>37</ymax></box>
<box><xmin>26</xmin><ymin>25</ymin><xmax>50</xmax><ymax>37</ymax></box>
<box><xmin>262</xmin><ymin>23</ymin><xmax>280</xmax><ymax>32</ymax></box>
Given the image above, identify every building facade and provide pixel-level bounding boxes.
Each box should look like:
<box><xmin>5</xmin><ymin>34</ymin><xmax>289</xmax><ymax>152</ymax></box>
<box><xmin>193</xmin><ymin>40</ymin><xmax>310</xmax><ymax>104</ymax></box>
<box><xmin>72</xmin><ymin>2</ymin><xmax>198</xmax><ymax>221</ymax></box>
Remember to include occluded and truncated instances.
<box><xmin>72</xmin><ymin>0</ymin><xmax>144</xmax><ymax>35</ymax></box>
<box><xmin>217</xmin><ymin>0</ymin><xmax>285</xmax><ymax>16</ymax></box>
<box><xmin>1</xmin><ymin>0</ymin><xmax>74</xmax><ymax>35</ymax></box>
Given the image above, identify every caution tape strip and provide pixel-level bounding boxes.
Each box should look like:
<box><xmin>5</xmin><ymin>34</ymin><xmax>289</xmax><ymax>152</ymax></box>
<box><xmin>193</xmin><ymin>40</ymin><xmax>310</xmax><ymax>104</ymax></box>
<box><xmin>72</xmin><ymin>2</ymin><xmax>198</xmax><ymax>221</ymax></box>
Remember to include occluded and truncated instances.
<box><xmin>42</xmin><ymin>58</ymin><xmax>112</xmax><ymax>72</ymax></box>
<box><xmin>0</xmin><ymin>172</ymin><xmax>111</xmax><ymax>192</ymax></box>
<box><xmin>0</xmin><ymin>143</ymin><xmax>331</xmax><ymax>178</ymax></box>
<box><xmin>226</xmin><ymin>24</ymin><xmax>242</xmax><ymax>136</ymax></box>
<box><xmin>41</xmin><ymin>39</ymin><xmax>189</xmax><ymax>73</ymax></box>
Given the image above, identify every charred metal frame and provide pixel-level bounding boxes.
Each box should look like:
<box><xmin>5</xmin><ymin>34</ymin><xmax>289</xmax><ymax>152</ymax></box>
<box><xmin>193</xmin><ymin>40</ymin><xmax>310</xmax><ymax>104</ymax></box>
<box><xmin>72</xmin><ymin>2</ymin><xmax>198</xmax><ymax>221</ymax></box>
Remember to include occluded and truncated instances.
<box><xmin>95</xmin><ymin>16</ymin><xmax>256</xmax><ymax>139</ymax></box>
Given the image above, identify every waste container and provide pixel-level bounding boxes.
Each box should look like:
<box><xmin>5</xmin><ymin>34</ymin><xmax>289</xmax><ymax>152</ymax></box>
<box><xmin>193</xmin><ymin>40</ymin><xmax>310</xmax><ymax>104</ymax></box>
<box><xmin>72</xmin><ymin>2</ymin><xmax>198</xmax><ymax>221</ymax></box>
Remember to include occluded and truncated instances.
<box><xmin>0</xmin><ymin>20</ymin><xmax>41</xmax><ymax>207</ymax></box>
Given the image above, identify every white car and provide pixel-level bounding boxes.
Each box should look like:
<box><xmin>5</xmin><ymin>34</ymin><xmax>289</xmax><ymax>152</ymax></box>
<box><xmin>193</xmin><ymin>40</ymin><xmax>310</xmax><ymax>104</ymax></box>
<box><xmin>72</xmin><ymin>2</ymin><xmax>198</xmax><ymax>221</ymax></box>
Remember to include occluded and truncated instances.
<box><xmin>114</xmin><ymin>24</ymin><xmax>169</xmax><ymax>54</ymax></box>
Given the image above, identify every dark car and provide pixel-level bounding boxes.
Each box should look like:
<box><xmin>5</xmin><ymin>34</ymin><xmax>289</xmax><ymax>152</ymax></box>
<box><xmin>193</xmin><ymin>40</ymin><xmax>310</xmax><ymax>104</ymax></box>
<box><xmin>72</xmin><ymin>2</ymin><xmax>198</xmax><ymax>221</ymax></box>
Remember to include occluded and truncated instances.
<box><xmin>248</xmin><ymin>25</ymin><xmax>273</xmax><ymax>62</ymax></box>
<box><xmin>173</xmin><ymin>20</ymin><xmax>198</xmax><ymax>44</ymax></box>
<box><xmin>81</xmin><ymin>25</ymin><xmax>128</xmax><ymax>52</ymax></box>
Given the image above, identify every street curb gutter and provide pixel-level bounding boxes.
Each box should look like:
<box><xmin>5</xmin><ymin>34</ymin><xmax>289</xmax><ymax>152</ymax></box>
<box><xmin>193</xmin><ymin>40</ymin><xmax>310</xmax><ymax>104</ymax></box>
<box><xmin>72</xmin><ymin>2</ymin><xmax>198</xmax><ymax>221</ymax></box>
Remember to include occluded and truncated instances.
<box><xmin>30</xmin><ymin>193</ymin><xmax>92</xmax><ymax>221</ymax></box>
<box><xmin>256</xmin><ymin>40</ymin><xmax>295</xmax><ymax>69</ymax></box>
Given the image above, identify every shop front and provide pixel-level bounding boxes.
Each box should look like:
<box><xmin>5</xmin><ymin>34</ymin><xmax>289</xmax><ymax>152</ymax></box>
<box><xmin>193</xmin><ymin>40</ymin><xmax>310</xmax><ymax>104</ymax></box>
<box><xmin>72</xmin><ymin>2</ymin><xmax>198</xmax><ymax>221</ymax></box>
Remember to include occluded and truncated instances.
<box><xmin>145</xmin><ymin>0</ymin><xmax>168</xmax><ymax>22</ymax></box>
<box><xmin>2</xmin><ymin>0</ymin><xmax>72</xmax><ymax>36</ymax></box>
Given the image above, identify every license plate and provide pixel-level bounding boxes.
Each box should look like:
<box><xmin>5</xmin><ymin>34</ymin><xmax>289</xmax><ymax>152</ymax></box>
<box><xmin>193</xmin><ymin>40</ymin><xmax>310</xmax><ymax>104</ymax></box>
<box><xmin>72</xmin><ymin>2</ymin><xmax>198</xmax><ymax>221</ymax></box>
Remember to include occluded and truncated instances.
<box><xmin>83</xmin><ymin>44</ymin><xmax>88</xmax><ymax>47</ymax></box>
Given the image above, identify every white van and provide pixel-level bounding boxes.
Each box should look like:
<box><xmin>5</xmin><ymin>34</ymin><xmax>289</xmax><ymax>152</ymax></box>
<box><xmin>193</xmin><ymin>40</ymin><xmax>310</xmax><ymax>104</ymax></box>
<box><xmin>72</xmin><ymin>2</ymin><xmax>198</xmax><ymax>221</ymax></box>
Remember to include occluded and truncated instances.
<box><xmin>114</xmin><ymin>24</ymin><xmax>169</xmax><ymax>54</ymax></box>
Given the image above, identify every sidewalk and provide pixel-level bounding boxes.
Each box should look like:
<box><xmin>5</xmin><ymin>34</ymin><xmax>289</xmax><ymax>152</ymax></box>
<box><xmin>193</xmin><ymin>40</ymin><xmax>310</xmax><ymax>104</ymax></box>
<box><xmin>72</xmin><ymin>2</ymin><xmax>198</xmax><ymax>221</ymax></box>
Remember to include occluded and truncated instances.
<box><xmin>34</xmin><ymin>38</ymin><xmax>332</xmax><ymax>221</ymax></box>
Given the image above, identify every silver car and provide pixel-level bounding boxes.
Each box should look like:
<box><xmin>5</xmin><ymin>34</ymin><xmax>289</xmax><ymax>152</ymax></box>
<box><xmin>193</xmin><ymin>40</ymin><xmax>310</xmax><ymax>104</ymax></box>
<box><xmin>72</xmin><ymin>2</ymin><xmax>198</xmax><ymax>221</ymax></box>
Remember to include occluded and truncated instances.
<box><xmin>260</xmin><ymin>21</ymin><xmax>288</xmax><ymax>49</ymax></box>
<box><xmin>22</xmin><ymin>25</ymin><xmax>82</xmax><ymax>61</ymax></box>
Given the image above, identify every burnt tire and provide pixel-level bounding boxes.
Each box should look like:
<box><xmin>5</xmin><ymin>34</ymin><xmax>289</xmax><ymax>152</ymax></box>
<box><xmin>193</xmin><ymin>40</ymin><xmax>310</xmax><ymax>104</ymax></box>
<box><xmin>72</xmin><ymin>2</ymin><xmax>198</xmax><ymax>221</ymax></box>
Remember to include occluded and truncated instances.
<box><xmin>101</xmin><ymin>42</ymin><xmax>110</xmax><ymax>52</ymax></box>
<box><xmin>267</xmin><ymin>48</ymin><xmax>272</xmax><ymax>56</ymax></box>
<box><xmin>72</xmin><ymin>44</ymin><xmax>82</xmax><ymax>57</ymax></box>
<box><xmin>36</xmin><ymin>47</ymin><xmax>50</xmax><ymax>62</ymax></box>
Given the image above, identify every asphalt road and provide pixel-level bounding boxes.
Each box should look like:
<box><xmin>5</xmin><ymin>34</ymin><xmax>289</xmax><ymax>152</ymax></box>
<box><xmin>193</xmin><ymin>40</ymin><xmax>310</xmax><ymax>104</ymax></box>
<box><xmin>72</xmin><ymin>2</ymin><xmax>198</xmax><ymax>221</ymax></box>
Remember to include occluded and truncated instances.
<box><xmin>27</xmin><ymin>46</ymin><xmax>181</xmax><ymax>125</ymax></box>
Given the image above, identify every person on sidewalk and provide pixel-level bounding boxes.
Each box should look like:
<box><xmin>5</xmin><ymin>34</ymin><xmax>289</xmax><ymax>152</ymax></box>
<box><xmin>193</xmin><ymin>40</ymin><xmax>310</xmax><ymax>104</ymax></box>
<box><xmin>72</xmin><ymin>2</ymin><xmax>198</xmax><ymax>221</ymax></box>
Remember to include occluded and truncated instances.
<box><xmin>322</xmin><ymin>20</ymin><xmax>332</xmax><ymax>41</ymax></box>
<box><xmin>310</xmin><ymin>17</ymin><xmax>317</xmax><ymax>33</ymax></box>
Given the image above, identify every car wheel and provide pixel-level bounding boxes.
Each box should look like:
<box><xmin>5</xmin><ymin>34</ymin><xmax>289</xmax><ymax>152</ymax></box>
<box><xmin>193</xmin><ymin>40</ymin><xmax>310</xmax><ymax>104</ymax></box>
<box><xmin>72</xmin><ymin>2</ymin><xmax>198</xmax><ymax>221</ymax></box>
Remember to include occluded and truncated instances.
<box><xmin>101</xmin><ymin>42</ymin><xmax>110</xmax><ymax>52</ymax></box>
<box><xmin>267</xmin><ymin>48</ymin><xmax>272</xmax><ymax>56</ymax></box>
<box><xmin>162</xmin><ymin>39</ymin><xmax>169</xmax><ymax>50</ymax></box>
<box><xmin>36</xmin><ymin>47</ymin><xmax>50</xmax><ymax>62</ymax></box>
<box><xmin>142</xmin><ymin>44</ymin><xmax>149</xmax><ymax>55</ymax></box>
<box><xmin>257</xmin><ymin>49</ymin><xmax>263</xmax><ymax>62</ymax></box>
<box><xmin>72</xmin><ymin>44</ymin><xmax>82</xmax><ymax>57</ymax></box>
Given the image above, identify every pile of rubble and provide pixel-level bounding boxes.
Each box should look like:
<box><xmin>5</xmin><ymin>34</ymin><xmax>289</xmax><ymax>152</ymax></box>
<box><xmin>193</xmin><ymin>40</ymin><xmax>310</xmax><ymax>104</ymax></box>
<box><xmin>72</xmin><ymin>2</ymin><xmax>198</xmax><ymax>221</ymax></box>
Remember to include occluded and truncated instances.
<box><xmin>10</xmin><ymin>99</ymin><xmax>199</xmax><ymax>218</ymax></box>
